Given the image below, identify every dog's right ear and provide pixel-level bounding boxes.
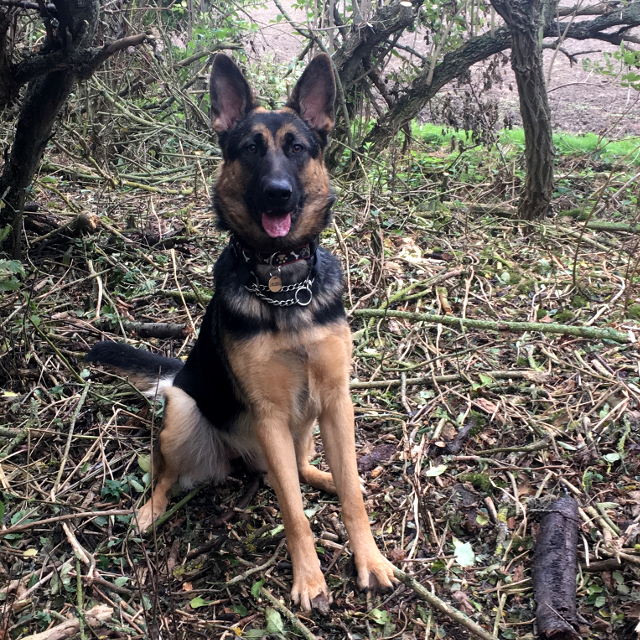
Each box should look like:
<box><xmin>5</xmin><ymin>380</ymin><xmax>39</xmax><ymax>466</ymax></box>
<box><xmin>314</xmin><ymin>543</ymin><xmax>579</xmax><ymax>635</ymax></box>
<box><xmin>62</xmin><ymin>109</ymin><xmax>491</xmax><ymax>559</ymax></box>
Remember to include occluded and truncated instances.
<box><xmin>210</xmin><ymin>54</ymin><xmax>256</xmax><ymax>133</ymax></box>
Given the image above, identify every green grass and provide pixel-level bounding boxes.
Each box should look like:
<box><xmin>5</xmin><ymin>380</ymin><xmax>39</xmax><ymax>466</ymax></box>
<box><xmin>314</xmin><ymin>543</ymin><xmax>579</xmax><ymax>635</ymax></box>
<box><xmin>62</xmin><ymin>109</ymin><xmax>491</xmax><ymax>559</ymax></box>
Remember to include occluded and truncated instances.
<box><xmin>412</xmin><ymin>122</ymin><xmax>640</xmax><ymax>164</ymax></box>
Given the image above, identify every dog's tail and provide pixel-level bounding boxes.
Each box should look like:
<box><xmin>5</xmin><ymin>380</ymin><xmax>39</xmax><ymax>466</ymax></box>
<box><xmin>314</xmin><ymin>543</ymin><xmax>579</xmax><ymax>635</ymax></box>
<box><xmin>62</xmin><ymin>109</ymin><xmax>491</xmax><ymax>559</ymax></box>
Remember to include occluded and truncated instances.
<box><xmin>86</xmin><ymin>342</ymin><xmax>184</xmax><ymax>397</ymax></box>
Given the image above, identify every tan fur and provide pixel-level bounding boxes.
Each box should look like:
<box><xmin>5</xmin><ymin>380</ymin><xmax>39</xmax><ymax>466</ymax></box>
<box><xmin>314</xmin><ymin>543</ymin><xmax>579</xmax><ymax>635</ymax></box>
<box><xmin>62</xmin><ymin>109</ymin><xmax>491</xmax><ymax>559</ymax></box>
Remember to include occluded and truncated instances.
<box><xmin>275</xmin><ymin>123</ymin><xmax>302</xmax><ymax>146</ymax></box>
<box><xmin>222</xmin><ymin>322</ymin><xmax>395</xmax><ymax>608</ymax></box>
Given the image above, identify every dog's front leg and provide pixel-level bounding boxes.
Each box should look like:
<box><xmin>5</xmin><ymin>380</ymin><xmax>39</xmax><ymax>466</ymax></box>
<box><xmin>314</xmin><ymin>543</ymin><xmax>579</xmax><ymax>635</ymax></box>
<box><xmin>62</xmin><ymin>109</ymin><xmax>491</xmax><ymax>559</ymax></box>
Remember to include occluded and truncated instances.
<box><xmin>255</xmin><ymin>414</ymin><xmax>332</xmax><ymax>613</ymax></box>
<box><xmin>315</xmin><ymin>332</ymin><xmax>396</xmax><ymax>591</ymax></box>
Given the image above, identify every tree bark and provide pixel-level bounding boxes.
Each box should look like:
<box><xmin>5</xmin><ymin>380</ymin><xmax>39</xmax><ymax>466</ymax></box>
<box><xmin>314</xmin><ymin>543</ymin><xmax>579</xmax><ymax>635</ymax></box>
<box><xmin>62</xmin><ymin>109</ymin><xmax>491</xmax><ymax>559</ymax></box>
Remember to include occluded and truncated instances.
<box><xmin>532</xmin><ymin>497</ymin><xmax>580</xmax><ymax>639</ymax></box>
<box><xmin>358</xmin><ymin>3</ymin><xmax>640</xmax><ymax>157</ymax></box>
<box><xmin>491</xmin><ymin>0</ymin><xmax>554</xmax><ymax>220</ymax></box>
<box><xmin>0</xmin><ymin>0</ymin><xmax>99</xmax><ymax>257</ymax></box>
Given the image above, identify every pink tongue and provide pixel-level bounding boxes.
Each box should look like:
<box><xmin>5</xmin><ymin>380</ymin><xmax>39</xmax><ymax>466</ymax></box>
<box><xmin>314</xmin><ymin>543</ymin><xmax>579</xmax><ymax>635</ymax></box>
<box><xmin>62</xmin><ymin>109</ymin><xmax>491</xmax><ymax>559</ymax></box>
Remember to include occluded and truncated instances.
<box><xmin>262</xmin><ymin>212</ymin><xmax>291</xmax><ymax>238</ymax></box>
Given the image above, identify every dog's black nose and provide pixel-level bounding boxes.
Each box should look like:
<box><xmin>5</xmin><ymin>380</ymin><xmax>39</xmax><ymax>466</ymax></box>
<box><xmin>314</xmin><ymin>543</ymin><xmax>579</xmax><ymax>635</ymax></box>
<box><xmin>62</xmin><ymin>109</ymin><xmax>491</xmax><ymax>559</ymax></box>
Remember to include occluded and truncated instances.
<box><xmin>264</xmin><ymin>179</ymin><xmax>293</xmax><ymax>203</ymax></box>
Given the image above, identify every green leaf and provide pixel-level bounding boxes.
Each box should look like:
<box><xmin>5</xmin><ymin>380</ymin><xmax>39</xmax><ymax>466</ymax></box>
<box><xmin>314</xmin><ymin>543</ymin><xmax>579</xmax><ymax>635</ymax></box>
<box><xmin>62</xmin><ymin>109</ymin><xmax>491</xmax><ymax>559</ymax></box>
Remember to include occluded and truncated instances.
<box><xmin>114</xmin><ymin>577</ymin><xmax>129</xmax><ymax>587</ymax></box>
<box><xmin>251</xmin><ymin>578</ymin><xmax>265</xmax><ymax>598</ymax></box>
<box><xmin>265</xmin><ymin>608</ymin><xmax>284</xmax><ymax>634</ymax></box>
<box><xmin>602</xmin><ymin>452</ymin><xmax>620</xmax><ymax>463</ymax></box>
<box><xmin>478</xmin><ymin>373</ymin><xmax>493</xmax><ymax>386</ymax></box>
<box><xmin>370</xmin><ymin>608</ymin><xmax>391</xmax><ymax>625</ymax></box>
<box><xmin>232</xmin><ymin>604</ymin><xmax>248</xmax><ymax>616</ymax></box>
<box><xmin>452</xmin><ymin>538</ymin><xmax>475</xmax><ymax>567</ymax></box>
<box><xmin>189</xmin><ymin>596</ymin><xmax>210</xmax><ymax>609</ymax></box>
<box><xmin>243</xmin><ymin>630</ymin><xmax>267</xmax><ymax>638</ymax></box>
<box><xmin>138</xmin><ymin>455</ymin><xmax>151</xmax><ymax>473</ymax></box>
<box><xmin>425</xmin><ymin>464</ymin><xmax>447</xmax><ymax>477</ymax></box>
<box><xmin>595</xmin><ymin>595</ymin><xmax>606</xmax><ymax>608</ymax></box>
<box><xmin>476</xmin><ymin>512</ymin><xmax>490</xmax><ymax>526</ymax></box>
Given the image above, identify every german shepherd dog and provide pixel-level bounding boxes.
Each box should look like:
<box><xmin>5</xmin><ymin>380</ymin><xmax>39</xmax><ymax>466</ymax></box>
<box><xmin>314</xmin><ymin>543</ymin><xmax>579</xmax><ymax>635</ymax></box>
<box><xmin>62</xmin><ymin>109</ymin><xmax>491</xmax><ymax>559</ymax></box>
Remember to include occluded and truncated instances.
<box><xmin>87</xmin><ymin>53</ymin><xmax>395</xmax><ymax>612</ymax></box>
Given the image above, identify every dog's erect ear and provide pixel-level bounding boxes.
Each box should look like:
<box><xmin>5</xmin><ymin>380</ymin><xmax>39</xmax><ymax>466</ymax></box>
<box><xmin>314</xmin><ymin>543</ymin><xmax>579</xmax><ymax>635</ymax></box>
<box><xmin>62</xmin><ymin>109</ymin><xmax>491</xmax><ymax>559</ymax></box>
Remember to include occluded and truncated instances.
<box><xmin>286</xmin><ymin>54</ymin><xmax>336</xmax><ymax>134</ymax></box>
<box><xmin>210</xmin><ymin>54</ymin><xmax>256</xmax><ymax>133</ymax></box>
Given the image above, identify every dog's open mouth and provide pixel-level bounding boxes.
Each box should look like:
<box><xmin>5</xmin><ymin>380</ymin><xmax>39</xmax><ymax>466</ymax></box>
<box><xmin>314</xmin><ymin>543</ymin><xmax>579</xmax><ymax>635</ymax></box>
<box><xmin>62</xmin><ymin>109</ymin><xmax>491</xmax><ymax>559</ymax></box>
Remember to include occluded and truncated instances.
<box><xmin>261</xmin><ymin>211</ymin><xmax>292</xmax><ymax>238</ymax></box>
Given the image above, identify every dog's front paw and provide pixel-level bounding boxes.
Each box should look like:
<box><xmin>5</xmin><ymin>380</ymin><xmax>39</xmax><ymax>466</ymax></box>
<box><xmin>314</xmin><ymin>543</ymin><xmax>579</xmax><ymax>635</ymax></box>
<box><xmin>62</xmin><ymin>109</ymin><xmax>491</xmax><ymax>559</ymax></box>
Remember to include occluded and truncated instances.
<box><xmin>291</xmin><ymin>570</ymin><xmax>332</xmax><ymax>614</ymax></box>
<box><xmin>135</xmin><ymin>497</ymin><xmax>168</xmax><ymax>534</ymax></box>
<box><xmin>355</xmin><ymin>550</ymin><xmax>397</xmax><ymax>592</ymax></box>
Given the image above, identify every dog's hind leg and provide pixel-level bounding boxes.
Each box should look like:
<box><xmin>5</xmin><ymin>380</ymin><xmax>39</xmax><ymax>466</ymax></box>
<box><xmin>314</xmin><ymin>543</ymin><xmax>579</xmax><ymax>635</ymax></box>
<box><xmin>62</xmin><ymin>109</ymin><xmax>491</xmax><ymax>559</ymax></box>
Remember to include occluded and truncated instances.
<box><xmin>295</xmin><ymin>428</ymin><xmax>336</xmax><ymax>495</ymax></box>
<box><xmin>136</xmin><ymin>386</ymin><xmax>230</xmax><ymax>532</ymax></box>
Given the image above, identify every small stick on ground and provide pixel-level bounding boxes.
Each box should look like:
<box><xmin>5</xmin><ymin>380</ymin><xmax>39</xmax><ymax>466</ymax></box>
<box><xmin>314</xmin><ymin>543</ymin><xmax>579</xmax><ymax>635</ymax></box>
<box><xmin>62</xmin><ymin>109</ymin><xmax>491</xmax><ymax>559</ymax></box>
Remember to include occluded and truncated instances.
<box><xmin>227</xmin><ymin>539</ymin><xmax>285</xmax><ymax>585</ymax></box>
<box><xmin>532</xmin><ymin>497</ymin><xmax>581</xmax><ymax>639</ymax></box>
<box><xmin>20</xmin><ymin>604</ymin><xmax>113</xmax><ymax>640</ymax></box>
<box><xmin>259</xmin><ymin>586</ymin><xmax>317</xmax><ymax>640</ymax></box>
<box><xmin>0</xmin><ymin>510</ymin><xmax>132</xmax><ymax>538</ymax></box>
<box><xmin>393</xmin><ymin>568</ymin><xmax>499</xmax><ymax>640</ymax></box>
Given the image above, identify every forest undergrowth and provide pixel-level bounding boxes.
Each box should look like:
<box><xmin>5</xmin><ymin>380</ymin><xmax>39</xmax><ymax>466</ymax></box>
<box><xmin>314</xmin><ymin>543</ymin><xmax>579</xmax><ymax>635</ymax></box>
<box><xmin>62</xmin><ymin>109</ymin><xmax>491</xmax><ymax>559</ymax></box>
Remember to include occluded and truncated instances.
<box><xmin>1</xmin><ymin>113</ymin><xmax>640</xmax><ymax>639</ymax></box>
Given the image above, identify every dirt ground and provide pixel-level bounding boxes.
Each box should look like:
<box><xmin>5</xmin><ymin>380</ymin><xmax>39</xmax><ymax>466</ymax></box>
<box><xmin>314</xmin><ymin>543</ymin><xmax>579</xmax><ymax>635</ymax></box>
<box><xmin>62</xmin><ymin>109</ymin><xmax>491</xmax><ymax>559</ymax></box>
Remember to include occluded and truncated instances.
<box><xmin>245</xmin><ymin>0</ymin><xmax>640</xmax><ymax>137</ymax></box>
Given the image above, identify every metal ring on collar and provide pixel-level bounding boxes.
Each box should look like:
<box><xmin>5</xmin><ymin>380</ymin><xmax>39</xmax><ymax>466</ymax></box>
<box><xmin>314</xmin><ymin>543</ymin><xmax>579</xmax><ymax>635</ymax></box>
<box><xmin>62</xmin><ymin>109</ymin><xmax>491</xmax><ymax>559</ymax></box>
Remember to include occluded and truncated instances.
<box><xmin>294</xmin><ymin>285</ymin><xmax>313</xmax><ymax>306</ymax></box>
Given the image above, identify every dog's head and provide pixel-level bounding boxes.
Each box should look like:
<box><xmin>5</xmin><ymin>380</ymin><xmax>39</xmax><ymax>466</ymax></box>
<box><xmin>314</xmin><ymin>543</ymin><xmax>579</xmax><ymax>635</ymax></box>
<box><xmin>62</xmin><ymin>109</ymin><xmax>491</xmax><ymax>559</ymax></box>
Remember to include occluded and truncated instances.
<box><xmin>210</xmin><ymin>54</ymin><xmax>336</xmax><ymax>251</ymax></box>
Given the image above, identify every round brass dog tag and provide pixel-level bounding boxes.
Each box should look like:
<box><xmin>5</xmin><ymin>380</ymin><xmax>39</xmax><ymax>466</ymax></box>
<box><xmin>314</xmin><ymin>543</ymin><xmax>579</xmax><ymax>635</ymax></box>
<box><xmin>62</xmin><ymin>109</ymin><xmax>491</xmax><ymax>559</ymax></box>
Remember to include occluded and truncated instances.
<box><xmin>268</xmin><ymin>276</ymin><xmax>283</xmax><ymax>292</ymax></box>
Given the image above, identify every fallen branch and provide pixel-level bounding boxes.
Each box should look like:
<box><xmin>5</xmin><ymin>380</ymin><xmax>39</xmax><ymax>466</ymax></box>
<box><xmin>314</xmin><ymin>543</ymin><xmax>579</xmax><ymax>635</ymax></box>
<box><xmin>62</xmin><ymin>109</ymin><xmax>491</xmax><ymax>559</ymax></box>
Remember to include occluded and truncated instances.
<box><xmin>96</xmin><ymin>320</ymin><xmax>188</xmax><ymax>339</ymax></box>
<box><xmin>394</xmin><ymin>568</ymin><xmax>499</xmax><ymax>640</ymax></box>
<box><xmin>350</xmin><ymin>369</ymin><xmax>547</xmax><ymax>389</ymax></box>
<box><xmin>259</xmin><ymin>586</ymin><xmax>317</xmax><ymax>640</ymax></box>
<box><xmin>20</xmin><ymin>604</ymin><xmax>113</xmax><ymax>640</ymax></box>
<box><xmin>352</xmin><ymin>309</ymin><xmax>631</xmax><ymax>343</ymax></box>
<box><xmin>577</xmin><ymin>220</ymin><xmax>640</xmax><ymax>234</ymax></box>
<box><xmin>0</xmin><ymin>510</ymin><xmax>131</xmax><ymax>538</ymax></box>
<box><xmin>532</xmin><ymin>497</ymin><xmax>581</xmax><ymax>639</ymax></box>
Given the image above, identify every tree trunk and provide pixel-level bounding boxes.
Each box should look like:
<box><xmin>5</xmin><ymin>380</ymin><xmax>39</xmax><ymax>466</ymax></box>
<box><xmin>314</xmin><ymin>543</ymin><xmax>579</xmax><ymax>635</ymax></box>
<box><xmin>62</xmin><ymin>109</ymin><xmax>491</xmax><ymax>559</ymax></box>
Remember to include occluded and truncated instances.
<box><xmin>491</xmin><ymin>0</ymin><xmax>554</xmax><ymax>220</ymax></box>
<box><xmin>358</xmin><ymin>4</ymin><xmax>640</xmax><ymax>161</ymax></box>
<box><xmin>0</xmin><ymin>71</ymin><xmax>76</xmax><ymax>257</ymax></box>
<box><xmin>0</xmin><ymin>0</ymin><xmax>99</xmax><ymax>257</ymax></box>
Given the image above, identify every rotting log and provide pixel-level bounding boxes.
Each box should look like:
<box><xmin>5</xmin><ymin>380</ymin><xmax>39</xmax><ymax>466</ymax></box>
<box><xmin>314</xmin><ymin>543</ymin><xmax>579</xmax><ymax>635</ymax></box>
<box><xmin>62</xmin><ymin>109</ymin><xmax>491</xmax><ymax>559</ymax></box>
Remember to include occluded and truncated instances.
<box><xmin>533</xmin><ymin>497</ymin><xmax>581</xmax><ymax>639</ymax></box>
<box><xmin>95</xmin><ymin>320</ymin><xmax>189</xmax><ymax>339</ymax></box>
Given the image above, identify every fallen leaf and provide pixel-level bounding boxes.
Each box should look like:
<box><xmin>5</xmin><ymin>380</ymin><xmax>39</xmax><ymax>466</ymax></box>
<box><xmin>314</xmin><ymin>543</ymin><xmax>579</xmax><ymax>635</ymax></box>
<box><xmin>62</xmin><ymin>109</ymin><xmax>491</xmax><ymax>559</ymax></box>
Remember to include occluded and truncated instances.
<box><xmin>182</xmin><ymin>582</ymin><xmax>193</xmax><ymax>592</ymax></box>
<box><xmin>474</xmin><ymin>398</ymin><xmax>498</xmax><ymax>414</ymax></box>
<box><xmin>452</xmin><ymin>590</ymin><xmax>475</xmax><ymax>614</ymax></box>
<box><xmin>452</xmin><ymin>538</ymin><xmax>475</xmax><ymax>567</ymax></box>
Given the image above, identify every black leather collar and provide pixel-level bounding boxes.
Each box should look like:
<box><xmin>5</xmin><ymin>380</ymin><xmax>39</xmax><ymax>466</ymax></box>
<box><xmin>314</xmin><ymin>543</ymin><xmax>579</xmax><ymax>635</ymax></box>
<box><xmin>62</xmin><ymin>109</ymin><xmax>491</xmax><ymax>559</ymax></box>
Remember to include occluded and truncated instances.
<box><xmin>231</xmin><ymin>235</ymin><xmax>319</xmax><ymax>267</ymax></box>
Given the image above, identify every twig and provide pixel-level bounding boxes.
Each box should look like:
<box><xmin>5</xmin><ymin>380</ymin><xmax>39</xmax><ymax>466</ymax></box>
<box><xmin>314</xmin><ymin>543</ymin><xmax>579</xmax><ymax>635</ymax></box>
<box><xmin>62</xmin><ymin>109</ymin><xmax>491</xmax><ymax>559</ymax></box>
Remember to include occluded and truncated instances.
<box><xmin>144</xmin><ymin>483</ymin><xmax>208</xmax><ymax>534</ymax></box>
<box><xmin>259</xmin><ymin>586</ymin><xmax>317</xmax><ymax>640</ymax></box>
<box><xmin>53</xmin><ymin>383</ymin><xmax>90</xmax><ymax>497</ymax></box>
<box><xmin>20</xmin><ymin>605</ymin><xmax>113</xmax><ymax>640</ymax></box>
<box><xmin>474</xmin><ymin>438</ymin><xmax>551</xmax><ymax>455</ymax></box>
<box><xmin>227</xmin><ymin>539</ymin><xmax>285</xmax><ymax>585</ymax></box>
<box><xmin>352</xmin><ymin>309</ymin><xmax>632</xmax><ymax>344</ymax></box>
<box><xmin>170</xmin><ymin>248</ymin><xmax>197</xmax><ymax>336</ymax></box>
<box><xmin>0</xmin><ymin>510</ymin><xmax>132</xmax><ymax>538</ymax></box>
<box><xmin>394</xmin><ymin>568</ymin><xmax>499</xmax><ymax>640</ymax></box>
<box><xmin>350</xmin><ymin>369</ymin><xmax>546</xmax><ymax>390</ymax></box>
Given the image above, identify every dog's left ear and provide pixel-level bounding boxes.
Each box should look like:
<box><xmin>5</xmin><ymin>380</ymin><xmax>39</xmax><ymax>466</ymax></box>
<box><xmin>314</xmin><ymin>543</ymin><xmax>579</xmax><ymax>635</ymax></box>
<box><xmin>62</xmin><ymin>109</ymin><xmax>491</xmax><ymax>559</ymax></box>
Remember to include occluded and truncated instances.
<box><xmin>286</xmin><ymin>54</ymin><xmax>336</xmax><ymax>134</ymax></box>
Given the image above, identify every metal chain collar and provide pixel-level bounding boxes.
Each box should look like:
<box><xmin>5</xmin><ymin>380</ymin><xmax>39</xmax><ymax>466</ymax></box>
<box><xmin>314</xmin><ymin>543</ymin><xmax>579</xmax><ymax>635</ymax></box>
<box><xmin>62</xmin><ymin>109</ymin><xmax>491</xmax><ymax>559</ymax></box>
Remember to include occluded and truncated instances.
<box><xmin>245</xmin><ymin>276</ymin><xmax>315</xmax><ymax>307</ymax></box>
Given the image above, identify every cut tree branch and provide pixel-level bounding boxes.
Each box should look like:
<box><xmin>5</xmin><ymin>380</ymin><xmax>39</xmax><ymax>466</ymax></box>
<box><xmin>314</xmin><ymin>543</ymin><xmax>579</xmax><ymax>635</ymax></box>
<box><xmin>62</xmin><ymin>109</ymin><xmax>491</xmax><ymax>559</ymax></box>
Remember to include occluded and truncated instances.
<box><xmin>352</xmin><ymin>308</ymin><xmax>632</xmax><ymax>343</ymax></box>
<box><xmin>361</xmin><ymin>2</ymin><xmax>640</xmax><ymax>154</ymax></box>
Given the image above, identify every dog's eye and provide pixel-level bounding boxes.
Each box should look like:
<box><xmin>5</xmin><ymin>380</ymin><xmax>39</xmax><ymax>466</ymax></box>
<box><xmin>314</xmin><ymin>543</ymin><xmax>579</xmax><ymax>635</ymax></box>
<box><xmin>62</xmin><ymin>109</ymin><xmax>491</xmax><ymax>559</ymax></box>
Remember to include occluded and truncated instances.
<box><xmin>292</xmin><ymin>143</ymin><xmax>304</xmax><ymax>154</ymax></box>
<box><xmin>246</xmin><ymin>143</ymin><xmax>258</xmax><ymax>154</ymax></box>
